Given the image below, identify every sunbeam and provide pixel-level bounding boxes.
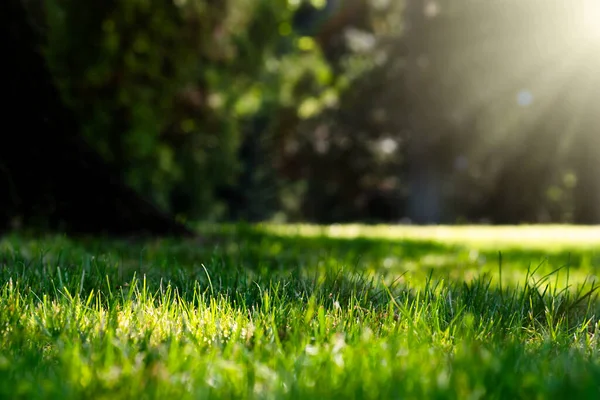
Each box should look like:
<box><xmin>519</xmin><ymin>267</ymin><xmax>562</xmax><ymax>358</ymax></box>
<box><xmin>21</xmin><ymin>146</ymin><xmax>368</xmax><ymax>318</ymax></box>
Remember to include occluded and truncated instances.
<box><xmin>429</xmin><ymin>0</ymin><xmax>600</xmax><ymax>167</ymax></box>
<box><xmin>579</xmin><ymin>0</ymin><xmax>600</xmax><ymax>43</ymax></box>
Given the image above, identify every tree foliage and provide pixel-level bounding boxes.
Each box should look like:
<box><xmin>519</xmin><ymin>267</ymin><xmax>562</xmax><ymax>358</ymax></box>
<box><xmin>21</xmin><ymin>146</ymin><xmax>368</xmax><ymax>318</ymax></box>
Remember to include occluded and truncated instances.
<box><xmin>42</xmin><ymin>0</ymin><xmax>333</xmax><ymax>220</ymax></box>
<box><xmin>30</xmin><ymin>0</ymin><xmax>600</xmax><ymax>224</ymax></box>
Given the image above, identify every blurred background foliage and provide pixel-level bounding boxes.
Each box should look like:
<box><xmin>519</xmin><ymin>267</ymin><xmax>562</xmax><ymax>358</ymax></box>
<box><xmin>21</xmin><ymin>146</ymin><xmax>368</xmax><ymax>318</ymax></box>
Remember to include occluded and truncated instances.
<box><xmin>25</xmin><ymin>0</ymin><xmax>600</xmax><ymax>224</ymax></box>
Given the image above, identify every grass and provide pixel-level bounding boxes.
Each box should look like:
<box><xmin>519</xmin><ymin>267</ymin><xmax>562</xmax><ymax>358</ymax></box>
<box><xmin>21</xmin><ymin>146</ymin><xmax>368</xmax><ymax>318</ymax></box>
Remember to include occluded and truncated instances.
<box><xmin>1</xmin><ymin>224</ymin><xmax>600</xmax><ymax>399</ymax></box>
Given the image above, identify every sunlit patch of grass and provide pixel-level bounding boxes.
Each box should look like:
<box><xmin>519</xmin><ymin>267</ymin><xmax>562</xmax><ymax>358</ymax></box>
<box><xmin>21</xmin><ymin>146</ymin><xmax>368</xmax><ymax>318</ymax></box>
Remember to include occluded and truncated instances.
<box><xmin>2</xmin><ymin>225</ymin><xmax>600</xmax><ymax>398</ymax></box>
<box><xmin>255</xmin><ymin>223</ymin><xmax>600</xmax><ymax>249</ymax></box>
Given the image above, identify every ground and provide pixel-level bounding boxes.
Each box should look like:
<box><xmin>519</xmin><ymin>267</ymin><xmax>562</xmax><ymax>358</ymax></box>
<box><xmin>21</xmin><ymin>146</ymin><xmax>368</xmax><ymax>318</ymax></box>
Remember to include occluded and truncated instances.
<box><xmin>1</xmin><ymin>224</ymin><xmax>600</xmax><ymax>399</ymax></box>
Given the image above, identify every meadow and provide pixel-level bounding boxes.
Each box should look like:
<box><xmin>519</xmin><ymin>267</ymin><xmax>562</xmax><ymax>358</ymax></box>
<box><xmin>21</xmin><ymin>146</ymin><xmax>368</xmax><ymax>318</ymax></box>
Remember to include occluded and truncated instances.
<box><xmin>1</xmin><ymin>224</ymin><xmax>600</xmax><ymax>399</ymax></box>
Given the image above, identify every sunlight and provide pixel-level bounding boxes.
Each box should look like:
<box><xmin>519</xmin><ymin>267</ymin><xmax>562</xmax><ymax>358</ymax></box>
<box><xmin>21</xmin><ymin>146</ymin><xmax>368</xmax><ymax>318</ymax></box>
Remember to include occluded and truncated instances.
<box><xmin>432</xmin><ymin>0</ymin><xmax>600</xmax><ymax>183</ymax></box>
<box><xmin>562</xmin><ymin>0</ymin><xmax>600</xmax><ymax>45</ymax></box>
<box><xmin>580</xmin><ymin>0</ymin><xmax>600</xmax><ymax>42</ymax></box>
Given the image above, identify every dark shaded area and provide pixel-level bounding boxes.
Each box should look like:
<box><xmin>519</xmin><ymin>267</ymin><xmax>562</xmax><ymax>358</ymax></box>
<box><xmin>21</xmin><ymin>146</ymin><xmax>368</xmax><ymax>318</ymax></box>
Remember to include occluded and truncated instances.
<box><xmin>0</xmin><ymin>0</ymin><xmax>193</xmax><ymax>236</ymax></box>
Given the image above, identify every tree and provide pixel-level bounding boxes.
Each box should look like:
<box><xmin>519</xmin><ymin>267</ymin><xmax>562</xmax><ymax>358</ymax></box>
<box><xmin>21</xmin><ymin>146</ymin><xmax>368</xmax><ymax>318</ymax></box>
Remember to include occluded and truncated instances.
<box><xmin>0</xmin><ymin>0</ymin><xmax>193</xmax><ymax>236</ymax></box>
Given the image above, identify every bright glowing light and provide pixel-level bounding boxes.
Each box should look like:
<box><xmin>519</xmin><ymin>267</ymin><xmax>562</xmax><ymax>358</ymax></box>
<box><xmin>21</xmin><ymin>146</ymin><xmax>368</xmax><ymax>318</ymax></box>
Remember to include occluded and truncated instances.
<box><xmin>579</xmin><ymin>0</ymin><xmax>600</xmax><ymax>42</ymax></box>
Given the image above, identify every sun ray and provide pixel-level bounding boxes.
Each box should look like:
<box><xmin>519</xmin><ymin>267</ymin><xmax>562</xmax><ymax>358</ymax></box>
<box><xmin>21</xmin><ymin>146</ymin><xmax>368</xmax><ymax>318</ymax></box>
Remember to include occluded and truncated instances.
<box><xmin>433</xmin><ymin>0</ymin><xmax>600</xmax><ymax>166</ymax></box>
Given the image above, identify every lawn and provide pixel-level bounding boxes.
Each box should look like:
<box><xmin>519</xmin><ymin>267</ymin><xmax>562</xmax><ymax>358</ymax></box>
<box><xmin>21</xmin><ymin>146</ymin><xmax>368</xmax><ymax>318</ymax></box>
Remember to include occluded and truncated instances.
<box><xmin>1</xmin><ymin>225</ymin><xmax>600</xmax><ymax>399</ymax></box>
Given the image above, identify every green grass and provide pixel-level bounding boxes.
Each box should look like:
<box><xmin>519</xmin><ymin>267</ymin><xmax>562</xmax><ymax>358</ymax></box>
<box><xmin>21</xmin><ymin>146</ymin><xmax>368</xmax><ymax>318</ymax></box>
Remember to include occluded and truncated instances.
<box><xmin>2</xmin><ymin>225</ymin><xmax>600</xmax><ymax>399</ymax></box>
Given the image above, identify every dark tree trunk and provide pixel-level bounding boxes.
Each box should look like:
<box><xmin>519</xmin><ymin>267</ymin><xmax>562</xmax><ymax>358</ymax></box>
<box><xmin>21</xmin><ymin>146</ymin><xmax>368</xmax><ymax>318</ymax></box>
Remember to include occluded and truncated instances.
<box><xmin>0</xmin><ymin>0</ymin><xmax>194</xmax><ymax>237</ymax></box>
